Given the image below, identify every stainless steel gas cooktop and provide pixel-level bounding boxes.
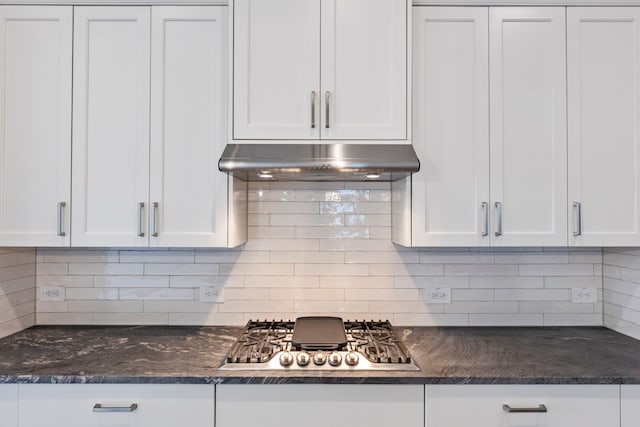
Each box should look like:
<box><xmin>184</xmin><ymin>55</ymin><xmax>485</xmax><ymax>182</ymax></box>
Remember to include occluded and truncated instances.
<box><xmin>219</xmin><ymin>317</ymin><xmax>420</xmax><ymax>371</ymax></box>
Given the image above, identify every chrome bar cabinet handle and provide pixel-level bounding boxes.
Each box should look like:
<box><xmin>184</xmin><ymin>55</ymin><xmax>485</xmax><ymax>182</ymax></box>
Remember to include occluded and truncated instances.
<box><xmin>137</xmin><ymin>202</ymin><xmax>145</xmax><ymax>237</ymax></box>
<box><xmin>325</xmin><ymin>91</ymin><xmax>331</xmax><ymax>129</ymax></box>
<box><xmin>57</xmin><ymin>202</ymin><xmax>66</xmax><ymax>237</ymax></box>
<box><xmin>481</xmin><ymin>202</ymin><xmax>489</xmax><ymax>237</ymax></box>
<box><xmin>93</xmin><ymin>403</ymin><xmax>138</xmax><ymax>413</ymax></box>
<box><xmin>152</xmin><ymin>202</ymin><xmax>159</xmax><ymax>237</ymax></box>
<box><xmin>494</xmin><ymin>201</ymin><xmax>502</xmax><ymax>237</ymax></box>
<box><xmin>311</xmin><ymin>91</ymin><xmax>316</xmax><ymax>129</ymax></box>
<box><xmin>503</xmin><ymin>404</ymin><xmax>547</xmax><ymax>413</ymax></box>
<box><xmin>573</xmin><ymin>201</ymin><xmax>582</xmax><ymax>236</ymax></box>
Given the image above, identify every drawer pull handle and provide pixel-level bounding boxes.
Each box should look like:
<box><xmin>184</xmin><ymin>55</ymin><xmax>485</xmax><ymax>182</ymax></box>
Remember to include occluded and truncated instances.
<box><xmin>503</xmin><ymin>404</ymin><xmax>547</xmax><ymax>413</ymax></box>
<box><xmin>137</xmin><ymin>202</ymin><xmax>145</xmax><ymax>237</ymax></box>
<box><xmin>573</xmin><ymin>201</ymin><xmax>582</xmax><ymax>236</ymax></box>
<box><xmin>57</xmin><ymin>201</ymin><xmax>66</xmax><ymax>237</ymax></box>
<box><xmin>93</xmin><ymin>403</ymin><xmax>138</xmax><ymax>413</ymax></box>
<box><xmin>494</xmin><ymin>201</ymin><xmax>503</xmax><ymax>237</ymax></box>
<box><xmin>481</xmin><ymin>202</ymin><xmax>489</xmax><ymax>237</ymax></box>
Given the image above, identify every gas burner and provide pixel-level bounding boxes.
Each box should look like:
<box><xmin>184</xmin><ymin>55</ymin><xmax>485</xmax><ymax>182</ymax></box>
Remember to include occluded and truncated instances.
<box><xmin>220</xmin><ymin>318</ymin><xmax>419</xmax><ymax>371</ymax></box>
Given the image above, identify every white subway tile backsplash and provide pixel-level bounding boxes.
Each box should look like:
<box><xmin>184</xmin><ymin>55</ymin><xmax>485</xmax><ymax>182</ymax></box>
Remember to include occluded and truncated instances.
<box><xmin>24</xmin><ymin>185</ymin><xmax>609</xmax><ymax>329</ymax></box>
<box><xmin>444</xmin><ymin>301</ymin><xmax>518</xmax><ymax>314</ymax></box>
<box><xmin>119</xmin><ymin>288</ymin><xmax>195</xmax><ymax>301</ymax></box>
<box><xmin>345</xmin><ymin>251</ymin><xmax>419</xmax><ymax>264</ymax></box>
<box><xmin>95</xmin><ymin>276</ymin><xmax>169</xmax><ymax>288</ymax></box>
<box><xmin>270</xmin><ymin>251</ymin><xmax>345</xmax><ymax>264</ymax></box>
<box><xmin>0</xmin><ymin>249</ymin><xmax>35</xmax><ymax>338</ymax></box>
<box><xmin>370</xmin><ymin>263</ymin><xmax>443</xmax><ymax>276</ymax></box>
<box><xmin>446</xmin><ymin>264</ymin><xmax>518</xmax><ymax>277</ymax></box>
<box><xmin>345</xmin><ymin>288</ymin><xmax>418</xmax><ymax>301</ymax></box>
<box><xmin>470</xmin><ymin>276</ymin><xmax>543</xmax><ymax>289</ymax></box>
<box><xmin>321</xmin><ymin>276</ymin><xmax>394</xmax><ymax>289</ymax></box>
<box><xmin>396</xmin><ymin>276</ymin><xmax>469</xmax><ymax>289</ymax></box>
<box><xmin>270</xmin><ymin>288</ymin><xmax>344</xmax><ymax>301</ymax></box>
<box><xmin>69</xmin><ymin>263</ymin><xmax>142</xmax><ymax>275</ymax></box>
<box><xmin>544</xmin><ymin>313</ymin><xmax>603</xmax><ymax>326</ymax></box>
<box><xmin>271</xmin><ymin>214</ymin><xmax>343</xmax><ymax>227</ymax></box>
<box><xmin>293</xmin><ymin>300</ymin><xmax>368</xmax><ymax>313</ymax></box>
<box><xmin>495</xmin><ymin>289</ymin><xmax>570</xmax><ymax>301</ymax></box>
<box><xmin>519</xmin><ymin>264</ymin><xmax>594</xmax><ymax>276</ymax></box>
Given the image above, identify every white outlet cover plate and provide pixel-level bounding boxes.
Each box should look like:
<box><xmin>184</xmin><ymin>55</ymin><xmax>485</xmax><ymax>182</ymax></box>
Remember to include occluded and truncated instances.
<box><xmin>571</xmin><ymin>287</ymin><xmax>598</xmax><ymax>304</ymax></box>
<box><xmin>199</xmin><ymin>286</ymin><xmax>224</xmax><ymax>303</ymax></box>
<box><xmin>40</xmin><ymin>286</ymin><xmax>65</xmax><ymax>302</ymax></box>
<box><xmin>424</xmin><ymin>287</ymin><xmax>451</xmax><ymax>304</ymax></box>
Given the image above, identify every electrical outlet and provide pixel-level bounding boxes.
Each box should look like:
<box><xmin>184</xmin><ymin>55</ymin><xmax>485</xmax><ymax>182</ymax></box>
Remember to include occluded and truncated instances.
<box><xmin>40</xmin><ymin>286</ymin><xmax>65</xmax><ymax>302</ymax></box>
<box><xmin>424</xmin><ymin>287</ymin><xmax>451</xmax><ymax>304</ymax></box>
<box><xmin>199</xmin><ymin>286</ymin><xmax>224</xmax><ymax>303</ymax></box>
<box><xmin>572</xmin><ymin>287</ymin><xmax>597</xmax><ymax>304</ymax></box>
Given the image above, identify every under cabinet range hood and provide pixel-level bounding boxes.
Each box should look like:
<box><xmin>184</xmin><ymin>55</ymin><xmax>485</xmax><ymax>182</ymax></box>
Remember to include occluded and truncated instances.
<box><xmin>218</xmin><ymin>144</ymin><xmax>420</xmax><ymax>182</ymax></box>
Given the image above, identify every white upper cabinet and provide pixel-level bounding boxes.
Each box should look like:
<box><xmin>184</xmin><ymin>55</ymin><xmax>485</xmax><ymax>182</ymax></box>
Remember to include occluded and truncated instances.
<box><xmin>407</xmin><ymin>6</ymin><xmax>567</xmax><ymax>247</ymax></box>
<box><xmin>320</xmin><ymin>0</ymin><xmax>406</xmax><ymax>140</ymax></box>
<box><xmin>233</xmin><ymin>0</ymin><xmax>407</xmax><ymax>142</ymax></box>
<box><xmin>233</xmin><ymin>0</ymin><xmax>320</xmax><ymax>140</ymax></box>
<box><xmin>72</xmin><ymin>7</ymin><xmax>151</xmax><ymax>247</ymax></box>
<box><xmin>149</xmin><ymin>6</ymin><xmax>229</xmax><ymax>247</ymax></box>
<box><xmin>0</xmin><ymin>6</ymin><xmax>71</xmax><ymax>247</ymax></box>
<box><xmin>568</xmin><ymin>8</ymin><xmax>640</xmax><ymax>246</ymax></box>
<box><xmin>73</xmin><ymin>6</ymin><xmax>241</xmax><ymax>248</ymax></box>
<box><xmin>489</xmin><ymin>7</ymin><xmax>567</xmax><ymax>246</ymax></box>
<box><xmin>411</xmin><ymin>7</ymin><xmax>489</xmax><ymax>247</ymax></box>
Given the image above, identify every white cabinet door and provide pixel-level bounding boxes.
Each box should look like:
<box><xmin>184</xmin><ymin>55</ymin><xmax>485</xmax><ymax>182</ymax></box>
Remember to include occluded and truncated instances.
<box><xmin>72</xmin><ymin>7</ymin><xmax>151</xmax><ymax>247</ymax></box>
<box><xmin>0</xmin><ymin>6</ymin><xmax>71</xmax><ymax>247</ymax></box>
<box><xmin>426</xmin><ymin>385</ymin><xmax>619</xmax><ymax>427</ymax></box>
<box><xmin>490</xmin><ymin>7</ymin><xmax>567</xmax><ymax>246</ymax></box>
<box><xmin>217</xmin><ymin>385</ymin><xmax>424</xmax><ymax>427</ymax></box>
<box><xmin>411</xmin><ymin>7</ymin><xmax>489</xmax><ymax>247</ymax></box>
<box><xmin>568</xmin><ymin>8</ymin><xmax>640</xmax><ymax>246</ymax></box>
<box><xmin>149</xmin><ymin>6</ymin><xmax>229</xmax><ymax>247</ymax></box>
<box><xmin>233</xmin><ymin>0</ymin><xmax>320</xmax><ymax>140</ymax></box>
<box><xmin>0</xmin><ymin>385</ymin><xmax>18</xmax><ymax>427</ymax></box>
<box><xmin>622</xmin><ymin>385</ymin><xmax>640</xmax><ymax>427</ymax></box>
<box><xmin>19</xmin><ymin>384</ymin><xmax>214</xmax><ymax>427</ymax></box>
<box><xmin>320</xmin><ymin>0</ymin><xmax>406</xmax><ymax>140</ymax></box>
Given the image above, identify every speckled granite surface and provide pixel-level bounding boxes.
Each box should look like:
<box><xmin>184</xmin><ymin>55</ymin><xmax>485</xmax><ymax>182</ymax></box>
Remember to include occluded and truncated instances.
<box><xmin>0</xmin><ymin>325</ymin><xmax>639</xmax><ymax>384</ymax></box>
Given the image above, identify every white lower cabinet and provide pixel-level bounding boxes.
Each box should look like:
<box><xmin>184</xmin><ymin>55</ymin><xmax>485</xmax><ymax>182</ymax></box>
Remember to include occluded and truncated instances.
<box><xmin>426</xmin><ymin>385</ymin><xmax>619</xmax><ymax>427</ymax></box>
<box><xmin>216</xmin><ymin>384</ymin><xmax>424</xmax><ymax>427</ymax></box>
<box><xmin>0</xmin><ymin>385</ymin><xmax>18</xmax><ymax>427</ymax></box>
<box><xmin>622</xmin><ymin>385</ymin><xmax>640</xmax><ymax>427</ymax></box>
<box><xmin>18</xmin><ymin>384</ymin><xmax>214</xmax><ymax>427</ymax></box>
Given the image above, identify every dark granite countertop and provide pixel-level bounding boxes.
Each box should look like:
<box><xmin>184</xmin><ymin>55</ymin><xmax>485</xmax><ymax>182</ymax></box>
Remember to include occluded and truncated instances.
<box><xmin>0</xmin><ymin>325</ymin><xmax>639</xmax><ymax>385</ymax></box>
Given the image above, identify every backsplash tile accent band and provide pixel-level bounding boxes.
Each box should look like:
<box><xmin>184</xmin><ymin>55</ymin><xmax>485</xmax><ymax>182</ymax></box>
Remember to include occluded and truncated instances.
<box><xmin>36</xmin><ymin>182</ymin><xmax>604</xmax><ymax>327</ymax></box>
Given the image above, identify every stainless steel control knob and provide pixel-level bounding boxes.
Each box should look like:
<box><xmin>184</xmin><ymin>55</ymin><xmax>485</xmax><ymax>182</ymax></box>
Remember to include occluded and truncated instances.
<box><xmin>279</xmin><ymin>351</ymin><xmax>294</xmax><ymax>367</ymax></box>
<box><xmin>328</xmin><ymin>351</ymin><xmax>342</xmax><ymax>366</ymax></box>
<box><xmin>296</xmin><ymin>351</ymin><xmax>310</xmax><ymax>366</ymax></box>
<box><xmin>344</xmin><ymin>351</ymin><xmax>359</xmax><ymax>366</ymax></box>
<box><xmin>313</xmin><ymin>351</ymin><xmax>327</xmax><ymax>365</ymax></box>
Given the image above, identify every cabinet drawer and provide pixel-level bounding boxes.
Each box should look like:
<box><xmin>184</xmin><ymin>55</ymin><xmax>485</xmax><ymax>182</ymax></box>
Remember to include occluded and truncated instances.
<box><xmin>217</xmin><ymin>384</ymin><xmax>423</xmax><ymax>427</ymax></box>
<box><xmin>426</xmin><ymin>385</ymin><xmax>619</xmax><ymax>427</ymax></box>
<box><xmin>0</xmin><ymin>385</ymin><xmax>18</xmax><ymax>427</ymax></box>
<box><xmin>18</xmin><ymin>384</ymin><xmax>214</xmax><ymax>427</ymax></box>
<box><xmin>622</xmin><ymin>385</ymin><xmax>640</xmax><ymax>427</ymax></box>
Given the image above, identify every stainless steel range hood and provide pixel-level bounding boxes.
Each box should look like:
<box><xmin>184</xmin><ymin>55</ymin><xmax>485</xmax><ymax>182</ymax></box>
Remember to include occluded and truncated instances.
<box><xmin>218</xmin><ymin>144</ymin><xmax>420</xmax><ymax>182</ymax></box>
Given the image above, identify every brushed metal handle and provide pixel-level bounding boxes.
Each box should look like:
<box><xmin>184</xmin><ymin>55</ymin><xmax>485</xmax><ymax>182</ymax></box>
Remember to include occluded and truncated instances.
<box><xmin>93</xmin><ymin>403</ymin><xmax>138</xmax><ymax>413</ymax></box>
<box><xmin>311</xmin><ymin>91</ymin><xmax>316</xmax><ymax>129</ymax></box>
<box><xmin>325</xmin><ymin>91</ymin><xmax>330</xmax><ymax>129</ymax></box>
<box><xmin>481</xmin><ymin>202</ymin><xmax>489</xmax><ymax>237</ymax></box>
<box><xmin>495</xmin><ymin>201</ymin><xmax>502</xmax><ymax>237</ymax></box>
<box><xmin>137</xmin><ymin>202</ymin><xmax>145</xmax><ymax>237</ymax></box>
<box><xmin>57</xmin><ymin>202</ymin><xmax>66</xmax><ymax>237</ymax></box>
<box><xmin>152</xmin><ymin>202</ymin><xmax>159</xmax><ymax>237</ymax></box>
<box><xmin>503</xmin><ymin>404</ymin><xmax>547</xmax><ymax>413</ymax></box>
<box><xmin>573</xmin><ymin>201</ymin><xmax>582</xmax><ymax>236</ymax></box>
